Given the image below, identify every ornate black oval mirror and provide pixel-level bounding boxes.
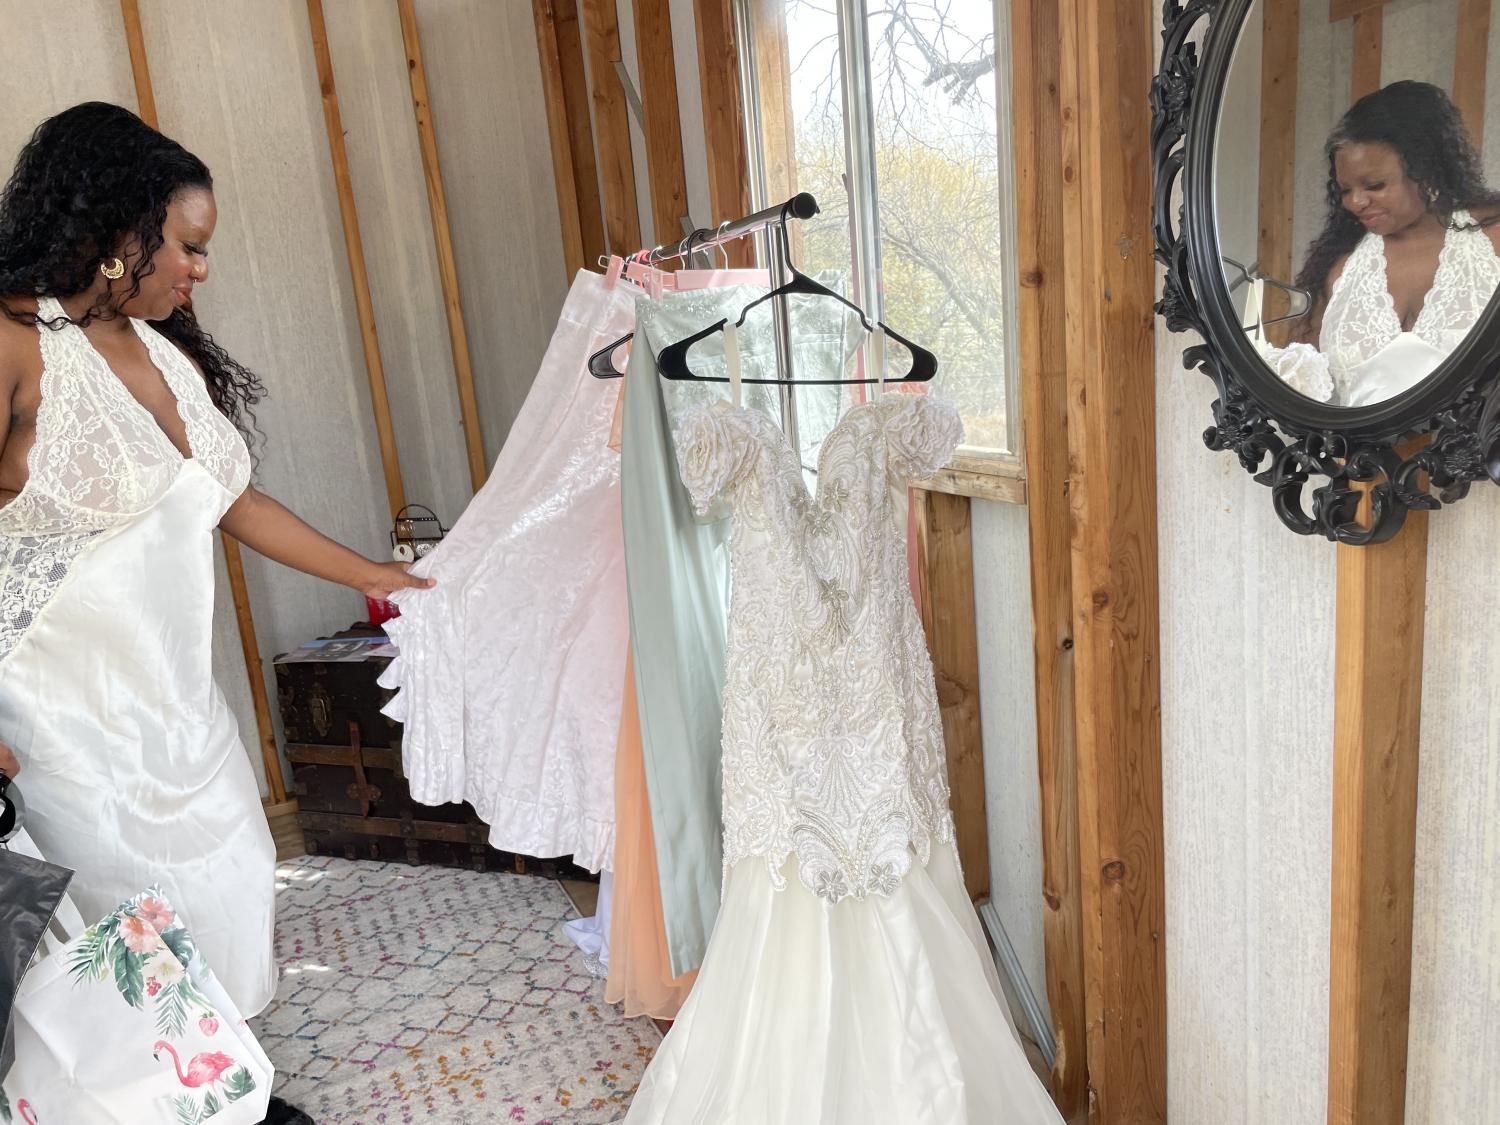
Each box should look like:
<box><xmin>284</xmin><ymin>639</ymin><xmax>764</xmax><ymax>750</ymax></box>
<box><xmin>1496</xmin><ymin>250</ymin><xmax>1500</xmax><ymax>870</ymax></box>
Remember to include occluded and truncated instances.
<box><xmin>1153</xmin><ymin>0</ymin><xmax>1500</xmax><ymax>543</ymax></box>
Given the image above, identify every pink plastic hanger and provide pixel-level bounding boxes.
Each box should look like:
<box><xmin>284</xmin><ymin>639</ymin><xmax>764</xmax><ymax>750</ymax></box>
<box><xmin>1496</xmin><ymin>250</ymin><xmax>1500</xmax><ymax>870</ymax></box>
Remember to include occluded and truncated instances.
<box><xmin>625</xmin><ymin>254</ymin><xmax>674</xmax><ymax>299</ymax></box>
<box><xmin>602</xmin><ymin>254</ymin><xmax>626</xmax><ymax>291</ymax></box>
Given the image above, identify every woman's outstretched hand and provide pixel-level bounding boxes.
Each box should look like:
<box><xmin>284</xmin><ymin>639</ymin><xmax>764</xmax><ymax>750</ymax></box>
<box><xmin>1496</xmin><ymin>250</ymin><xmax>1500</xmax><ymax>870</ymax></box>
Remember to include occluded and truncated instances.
<box><xmin>359</xmin><ymin>560</ymin><xmax>436</xmax><ymax>600</ymax></box>
<box><xmin>220</xmin><ymin>488</ymin><xmax>439</xmax><ymax>600</ymax></box>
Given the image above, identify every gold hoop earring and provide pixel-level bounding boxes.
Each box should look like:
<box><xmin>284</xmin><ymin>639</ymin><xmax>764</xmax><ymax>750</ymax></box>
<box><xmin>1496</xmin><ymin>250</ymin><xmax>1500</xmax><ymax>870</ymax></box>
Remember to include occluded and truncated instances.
<box><xmin>100</xmin><ymin>257</ymin><xmax>125</xmax><ymax>280</ymax></box>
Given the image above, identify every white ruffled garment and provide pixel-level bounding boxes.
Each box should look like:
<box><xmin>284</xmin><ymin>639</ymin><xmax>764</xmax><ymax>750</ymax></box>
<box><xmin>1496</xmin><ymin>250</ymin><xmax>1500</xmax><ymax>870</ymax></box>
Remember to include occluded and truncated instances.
<box><xmin>378</xmin><ymin>272</ymin><xmax>637</xmax><ymax>872</ymax></box>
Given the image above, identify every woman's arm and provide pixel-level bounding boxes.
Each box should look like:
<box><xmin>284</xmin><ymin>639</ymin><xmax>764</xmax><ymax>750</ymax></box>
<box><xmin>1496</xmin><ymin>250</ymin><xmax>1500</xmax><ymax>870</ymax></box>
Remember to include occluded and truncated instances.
<box><xmin>219</xmin><ymin>486</ymin><xmax>434</xmax><ymax>599</ymax></box>
<box><xmin>161</xmin><ymin>338</ymin><xmax>430</xmax><ymax>599</ymax></box>
<box><xmin>1288</xmin><ymin>255</ymin><xmax>1350</xmax><ymax>347</ymax></box>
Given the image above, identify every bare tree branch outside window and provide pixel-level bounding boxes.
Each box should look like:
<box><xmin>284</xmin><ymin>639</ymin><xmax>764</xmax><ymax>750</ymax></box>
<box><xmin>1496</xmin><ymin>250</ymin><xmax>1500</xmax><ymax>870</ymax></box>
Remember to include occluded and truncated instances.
<box><xmin>771</xmin><ymin>0</ymin><xmax>1010</xmax><ymax>453</ymax></box>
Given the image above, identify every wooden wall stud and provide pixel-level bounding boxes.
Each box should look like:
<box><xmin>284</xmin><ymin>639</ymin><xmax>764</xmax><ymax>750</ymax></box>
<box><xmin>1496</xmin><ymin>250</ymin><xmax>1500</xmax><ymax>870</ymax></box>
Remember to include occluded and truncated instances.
<box><xmin>1012</xmin><ymin>0</ymin><xmax>1087</xmax><ymax>1109</ymax></box>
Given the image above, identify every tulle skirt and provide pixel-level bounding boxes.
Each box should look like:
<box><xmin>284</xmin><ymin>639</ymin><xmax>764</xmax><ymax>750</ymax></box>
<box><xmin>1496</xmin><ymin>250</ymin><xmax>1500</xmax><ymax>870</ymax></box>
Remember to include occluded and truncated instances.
<box><xmin>621</xmin><ymin>842</ymin><xmax>1065</xmax><ymax>1125</ymax></box>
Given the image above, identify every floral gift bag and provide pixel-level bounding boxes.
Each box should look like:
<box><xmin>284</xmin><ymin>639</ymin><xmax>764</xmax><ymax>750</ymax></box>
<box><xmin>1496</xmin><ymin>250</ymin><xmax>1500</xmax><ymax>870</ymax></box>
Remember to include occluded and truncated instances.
<box><xmin>1</xmin><ymin>885</ymin><xmax>272</xmax><ymax>1124</ymax></box>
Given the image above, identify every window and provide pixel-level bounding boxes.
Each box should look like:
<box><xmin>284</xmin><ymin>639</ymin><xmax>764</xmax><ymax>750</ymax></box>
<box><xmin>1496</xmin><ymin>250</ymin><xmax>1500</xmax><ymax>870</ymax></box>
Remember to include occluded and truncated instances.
<box><xmin>736</xmin><ymin>0</ymin><xmax>1020</xmax><ymax>466</ymax></box>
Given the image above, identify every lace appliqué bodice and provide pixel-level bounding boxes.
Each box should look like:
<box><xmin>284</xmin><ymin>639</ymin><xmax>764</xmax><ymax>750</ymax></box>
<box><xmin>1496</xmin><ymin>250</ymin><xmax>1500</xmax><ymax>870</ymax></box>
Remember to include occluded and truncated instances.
<box><xmin>676</xmin><ymin>390</ymin><xmax>963</xmax><ymax>905</ymax></box>
<box><xmin>0</xmin><ymin>296</ymin><xmax>250</xmax><ymax>662</ymax></box>
<box><xmin>1322</xmin><ymin>210</ymin><xmax>1500</xmax><ymax>373</ymax></box>
<box><xmin>1269</xmin><ymin>212</ymin><xmax>1500</xmax><ymax>404</ymax></box>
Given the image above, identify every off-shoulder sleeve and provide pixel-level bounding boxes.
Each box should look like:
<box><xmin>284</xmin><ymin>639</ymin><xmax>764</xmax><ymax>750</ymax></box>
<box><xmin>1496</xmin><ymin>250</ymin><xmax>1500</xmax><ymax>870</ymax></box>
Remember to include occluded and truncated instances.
<box><xmin>1260</xmin><ymin>341</ymin><xmax>1334</xmax><ymax>403</ymax></box>
<box><xmin>885</xmin><ymin>394</ymin><xmax>964</xmax><ymax>485</ymax></box>
<box><xmin>674</xmin><ymin>403</ymin><xmax>762</xmax><ymax>516</ymax></box>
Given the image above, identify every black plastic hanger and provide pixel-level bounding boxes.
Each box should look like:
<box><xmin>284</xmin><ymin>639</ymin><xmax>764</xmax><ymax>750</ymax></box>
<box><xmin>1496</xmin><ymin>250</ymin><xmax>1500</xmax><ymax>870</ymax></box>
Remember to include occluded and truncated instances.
<box><xmin>588</xmin><ymin>244</ymin><xmax>688</xmax><ymax>380</ymax></box>
<box><xmin>1222</xmin><ymin>255</ymin><xmax>1312</xmax><ymax>326</ymax></box>
<box><xmin>588</xmin><ymin>333</ymin><xmax>631</xmax><ymax>379</ymax></box>
<box><xmin>656</xmin><ymin>267</ymin><xmax>937</xmax><ymax>384</ymax></box>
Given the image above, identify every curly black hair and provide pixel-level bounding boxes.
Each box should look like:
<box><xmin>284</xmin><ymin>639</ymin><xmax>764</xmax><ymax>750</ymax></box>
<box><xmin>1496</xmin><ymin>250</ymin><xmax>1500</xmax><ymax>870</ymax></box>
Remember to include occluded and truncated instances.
<box><xmin>1294</xmin><ymin>81</ymin><xmax>1500</xmax><ymax>337</ymax></box>
<box><xmin>0</xmin><ymin>102</ymin><xmax>265</xmax><ymax>451</ymax></box>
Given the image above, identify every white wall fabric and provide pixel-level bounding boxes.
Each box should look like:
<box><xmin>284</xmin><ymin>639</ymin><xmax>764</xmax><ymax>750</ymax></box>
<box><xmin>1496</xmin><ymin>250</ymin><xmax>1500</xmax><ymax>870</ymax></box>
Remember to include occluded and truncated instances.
<box><xmin>670</xmin><ymin>0</ymin><xmax>716</xmax><ymax>237</ymax></box>
<box><xmin>1290</xmin><ymin>0</ymin><xmax>1340</xmax><ymax>285</ymax></box>
<box><xmin>1156</xmin><ymin>316</ymin><xmax>1500</xmax><ymax>1125</ymax></box>
<box><xmin>1382</xmin><ymin>0</ymin><xmax>1457</xmax><ymax>93</ymax></box>
<box><xmin>1390</xmin><ymin>18</ymin><xmax>1500</xmax><ymax>1086</ymax></box>
<box><xmin>612</xmin><ymin>0</ymin><xmax>719</xmax><ymax>252</ymax></box>
<box><xmin>408</xmin><ymin>0</ymin><xmax>569</xmax><ymax>463</ymax></box>
<box><xmin>1156</xmin><ymin>324</ymin><xmax>1338</xmax><ymax>1125</ymax></box>
<box><xmin>1407</xmin><ymin>485</ymin><xmax>1500</xmax><ymax>1120</ymax></box>
<box><xmin>971</xmin><ymin>499</ymin><xmax>1049</xmax><ymax>1025</ymax></box>
<box><xmin>0</xmin><ymin>0</ymin><xmax>136</xmax><ymax>163</ymax></box>
<box><xmin>614</xmin><ymin>0</ymin><xmax>657</xmax><ymax>251</ymax></box>
<box><xmin>323</xmin><ymin>0</ymin><xmax>475</xmax><ymax>529</ymax></box>
<box><xmin>0</xmin><ymin>1</ymin><xmax>567</xmax><ymax>795</ymax></box>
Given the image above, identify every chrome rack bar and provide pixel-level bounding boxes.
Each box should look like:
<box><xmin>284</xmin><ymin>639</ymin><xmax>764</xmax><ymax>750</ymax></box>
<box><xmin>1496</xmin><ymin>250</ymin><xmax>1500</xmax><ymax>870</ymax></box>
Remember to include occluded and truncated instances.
<box><xmin>632</xmin><ymin>192</ymin><xmax>820</xmax><ymax>266</ymax></box>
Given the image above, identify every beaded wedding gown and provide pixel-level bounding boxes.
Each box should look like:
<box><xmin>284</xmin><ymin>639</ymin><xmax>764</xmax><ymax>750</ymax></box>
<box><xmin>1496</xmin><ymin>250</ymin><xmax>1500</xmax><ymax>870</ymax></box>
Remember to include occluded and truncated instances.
<box><xmin>0</xmin><ymin>297</ymin><xmax>276</xmax><ymax>1016</ymax></box>
<box><xmin>621</xmin><ymin>338</ymin><xmax>1064</xmax><ymax>1122</ymax></box>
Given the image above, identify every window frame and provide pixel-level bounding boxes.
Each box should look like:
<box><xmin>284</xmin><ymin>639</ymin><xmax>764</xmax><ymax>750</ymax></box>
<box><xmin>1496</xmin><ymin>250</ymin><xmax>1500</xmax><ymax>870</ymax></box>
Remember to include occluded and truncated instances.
<box><xmin>733</xmin><ymin>0</ymin><xmax>1026</xmax><ymax>501</ymax></box>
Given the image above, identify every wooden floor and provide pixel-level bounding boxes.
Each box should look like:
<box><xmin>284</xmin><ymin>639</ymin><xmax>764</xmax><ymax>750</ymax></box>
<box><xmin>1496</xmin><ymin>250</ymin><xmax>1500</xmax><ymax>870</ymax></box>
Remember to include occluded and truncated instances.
<box><xmin>560</xmin><ymin>876</ymin><xmax>599</xmax><ymax>917</ymax></box>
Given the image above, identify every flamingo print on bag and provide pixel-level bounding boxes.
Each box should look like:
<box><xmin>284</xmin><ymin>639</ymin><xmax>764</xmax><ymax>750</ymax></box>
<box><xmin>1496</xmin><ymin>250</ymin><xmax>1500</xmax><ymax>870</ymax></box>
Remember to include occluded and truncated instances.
<box><xmin>15</xmin><ymin>1100</ymin><xmax>37</xmax><ymax>1125</ymax></box>
<box><xmin>152</xmin><ymin>1040</ymin><xmax>236</xmax><ymax>1088</ymax></box>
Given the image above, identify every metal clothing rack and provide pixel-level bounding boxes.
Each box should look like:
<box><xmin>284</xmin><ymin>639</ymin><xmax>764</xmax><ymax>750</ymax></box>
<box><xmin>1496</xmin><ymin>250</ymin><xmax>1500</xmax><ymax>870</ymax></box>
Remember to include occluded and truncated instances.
<box><xmin>628</xmin><ymin>190</ymin><xmax>819</xmax><ymax>268</ymax></box>
<box><xmin>619</xmin><ymin>192</ymin><xmax>819</xmax><ymax>449</ymax></box>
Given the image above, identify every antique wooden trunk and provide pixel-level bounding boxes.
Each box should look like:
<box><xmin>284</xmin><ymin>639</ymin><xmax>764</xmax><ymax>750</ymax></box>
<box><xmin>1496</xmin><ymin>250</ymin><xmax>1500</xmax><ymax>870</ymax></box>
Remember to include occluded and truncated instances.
<box><xmin>274</xmin><ymin>625</ymin><xmax>590</xmax><ymax>879</ymax></box>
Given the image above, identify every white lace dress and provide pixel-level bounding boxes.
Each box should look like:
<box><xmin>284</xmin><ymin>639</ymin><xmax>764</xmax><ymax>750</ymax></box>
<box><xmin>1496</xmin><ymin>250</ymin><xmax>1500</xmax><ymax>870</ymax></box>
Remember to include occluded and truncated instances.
<box><xmin>621</xmin><ymin>368</ymin><xmax>1063</xmax><ymax>1122</ymax></box>
<box><xmin>378</xmin><ymin>270</ymin><xmax>636</xmax><ymax>872</ymax></box>
<box><xmin>1267</xmin><ymin>210</ymin><xmax>1500</xmax><ymax>405</ymax></box>
<box><xmin>0</xmin><ymin>297</ymin><xmax>277</xmax><ymax>1016</ymax></box>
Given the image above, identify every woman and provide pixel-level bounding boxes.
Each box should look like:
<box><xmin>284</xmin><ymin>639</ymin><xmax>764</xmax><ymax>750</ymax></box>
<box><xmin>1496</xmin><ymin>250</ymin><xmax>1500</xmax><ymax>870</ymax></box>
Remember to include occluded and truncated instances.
<box><xmin>0</xmin><ymin>103</ymin><xmax>429</xmax><ymax>1119</ymax></box>
<box><xmin>1271</xmin><ymin>81</ymin><xmax>1500</xmax><ymax>405</ymax></box>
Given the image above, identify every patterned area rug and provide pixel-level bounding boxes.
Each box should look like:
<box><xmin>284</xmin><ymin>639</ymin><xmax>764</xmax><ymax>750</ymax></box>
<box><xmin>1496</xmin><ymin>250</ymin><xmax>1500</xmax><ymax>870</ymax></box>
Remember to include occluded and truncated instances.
<box><xmin>254</xmin><ymin>856</ymin><xmax>657</xmax><ymax>1124</ymax></box>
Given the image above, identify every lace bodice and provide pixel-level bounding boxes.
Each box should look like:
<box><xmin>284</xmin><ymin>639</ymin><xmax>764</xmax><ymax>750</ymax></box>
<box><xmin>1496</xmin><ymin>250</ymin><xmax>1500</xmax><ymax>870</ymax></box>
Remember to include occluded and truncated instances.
<box><xmin>1268</xmin><ymin>212</ymin><xmax>1500</xmax><ymax>403</ymax></box>
<box><xmin>676</xmin><ymin>387</ymin><xmax>963</xmax><ymax>905</ymax></box>
<box><xmin>1322</xmin><ymin>210</ymin><xmax>1500</xmax><ymax>367</ymax></box>
<box><xmin>0</xmin><ymin>296</ymin><xmax>250</xmax><ymax>661</ymax></box>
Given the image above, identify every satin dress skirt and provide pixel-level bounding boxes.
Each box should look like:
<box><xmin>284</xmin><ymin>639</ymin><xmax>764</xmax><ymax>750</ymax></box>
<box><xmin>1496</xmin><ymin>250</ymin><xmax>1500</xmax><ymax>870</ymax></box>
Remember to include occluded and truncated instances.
<box><xmin>0</xmin><ymin>461</ymin><xmax>277</xmax><ymax>1016</ymax></box>
<box><xmin>621</xmin><ymin>842</ymin><xmax>1065</xmax><ymax>1125</ymax></box>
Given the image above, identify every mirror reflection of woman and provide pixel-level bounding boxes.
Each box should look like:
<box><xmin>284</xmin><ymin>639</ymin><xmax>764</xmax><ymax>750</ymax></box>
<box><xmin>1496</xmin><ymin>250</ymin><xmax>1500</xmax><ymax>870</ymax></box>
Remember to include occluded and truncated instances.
<box><xmin>1273</xmin><ymin>81</ymin><xmax>1500</xmax><ymax>406</ymax></box>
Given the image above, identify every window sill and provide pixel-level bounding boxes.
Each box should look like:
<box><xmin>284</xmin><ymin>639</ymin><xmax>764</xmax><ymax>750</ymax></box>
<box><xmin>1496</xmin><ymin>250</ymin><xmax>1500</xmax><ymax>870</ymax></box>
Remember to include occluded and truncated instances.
<box><xmin>916</xmin><ymin>455</ymin><xmax>1026</xmax><ymax>505</ymax></box>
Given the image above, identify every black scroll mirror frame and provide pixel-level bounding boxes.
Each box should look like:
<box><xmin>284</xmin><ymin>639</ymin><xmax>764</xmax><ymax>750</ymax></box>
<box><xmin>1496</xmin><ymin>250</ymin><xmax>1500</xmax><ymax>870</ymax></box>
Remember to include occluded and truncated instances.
<box><xmin>1153</xmin><ymin>0</ymin><xmax>1500</xmax><ymax>544</ymax></box>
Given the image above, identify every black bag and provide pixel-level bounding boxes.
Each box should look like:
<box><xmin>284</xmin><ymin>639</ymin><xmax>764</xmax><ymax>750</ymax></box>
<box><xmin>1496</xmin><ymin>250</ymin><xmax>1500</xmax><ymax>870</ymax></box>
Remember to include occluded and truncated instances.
<box><xmin>0</xmin><ymin>776</ymin><xmax>74</xmax><ymax>1079</ymax></box>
